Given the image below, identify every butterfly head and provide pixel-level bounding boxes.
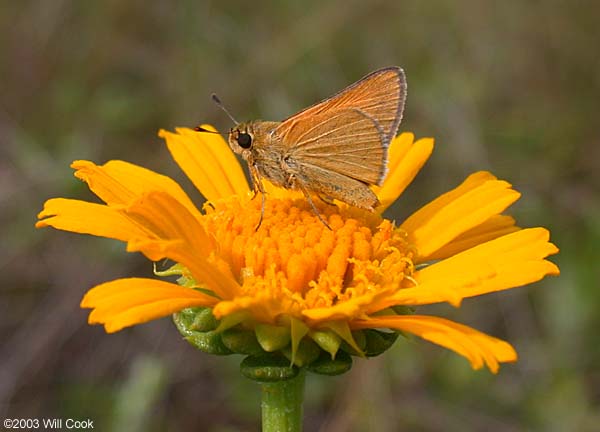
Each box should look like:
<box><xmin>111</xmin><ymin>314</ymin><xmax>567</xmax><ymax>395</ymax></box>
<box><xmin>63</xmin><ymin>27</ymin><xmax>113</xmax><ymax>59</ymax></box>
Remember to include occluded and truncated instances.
<box><xmin>228</xmin><ymin>123</ymin><xmax>255</xmax><ymax>155</ymax></box>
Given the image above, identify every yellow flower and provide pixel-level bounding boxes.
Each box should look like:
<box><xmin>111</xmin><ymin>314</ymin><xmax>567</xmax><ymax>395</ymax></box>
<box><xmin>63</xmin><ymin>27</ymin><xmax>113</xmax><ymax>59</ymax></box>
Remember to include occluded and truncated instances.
<box><xmin>36</xmin><ymin>127</ymin><xmax>559</xmax><ymax>373</ymax></box>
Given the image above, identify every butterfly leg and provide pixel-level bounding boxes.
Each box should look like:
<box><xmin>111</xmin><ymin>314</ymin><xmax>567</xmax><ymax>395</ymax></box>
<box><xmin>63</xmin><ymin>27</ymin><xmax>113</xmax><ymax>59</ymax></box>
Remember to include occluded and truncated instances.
<box><xmin>317</xmin><ymin>194</ymin><xmax>337</xmax><ymax>207</ymax></box>
<box><xmin>292</xmin><ymin>176</ymin><xmax>332</xmax><ymax>230</ymax></box>
<box><xmin>256</xmin><ymin>189</ymin><xmax>266</xmax><ymax>231</ymax></box>
<box><xmin>249</xmin><ymin>164</ymin><xmax>267</xmax><ymax>231</ymax></box>
<box><xmin>249</xmin><ymin>165</ymin><xmax>262</xmax><ymax>201</ymax></box>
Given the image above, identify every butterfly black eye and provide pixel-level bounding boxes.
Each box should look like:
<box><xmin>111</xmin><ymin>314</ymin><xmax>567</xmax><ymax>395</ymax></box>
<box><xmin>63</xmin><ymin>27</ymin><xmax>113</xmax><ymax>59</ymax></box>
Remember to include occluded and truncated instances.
<box><xmin>237</xmin><ymin>132</ymin><xmax>252</xmax><ymax>149</ymax></box>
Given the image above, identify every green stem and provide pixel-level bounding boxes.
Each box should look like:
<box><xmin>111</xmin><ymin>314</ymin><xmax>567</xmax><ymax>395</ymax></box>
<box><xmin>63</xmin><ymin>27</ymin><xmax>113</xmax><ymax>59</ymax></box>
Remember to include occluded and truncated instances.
<box><xmin>261</xmin><ymin>370</ymin><xmax>305</xmax><ymax>432</ymax></box>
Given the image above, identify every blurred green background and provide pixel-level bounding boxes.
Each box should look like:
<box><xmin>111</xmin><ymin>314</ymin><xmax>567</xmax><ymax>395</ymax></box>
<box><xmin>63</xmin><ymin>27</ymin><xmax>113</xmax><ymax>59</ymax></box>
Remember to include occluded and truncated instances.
<box><xmin>1</xmin><ymin>1</ymin><xmax>598</xmax><ymax>431</ymax></box>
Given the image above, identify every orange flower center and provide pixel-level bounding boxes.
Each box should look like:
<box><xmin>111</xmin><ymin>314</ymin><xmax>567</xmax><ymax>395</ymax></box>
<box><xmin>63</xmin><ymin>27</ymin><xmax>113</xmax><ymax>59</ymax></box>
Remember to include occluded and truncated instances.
<box><xmin>200</xmin><ymin>195</ymin><xmax>416</xmax><ymax>320</ymax></box>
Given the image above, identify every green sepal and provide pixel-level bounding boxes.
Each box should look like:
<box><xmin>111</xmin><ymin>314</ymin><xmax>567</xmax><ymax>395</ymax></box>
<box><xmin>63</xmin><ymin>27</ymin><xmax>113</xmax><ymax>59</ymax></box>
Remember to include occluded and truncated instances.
<box><xmin>390</xmin><ymin>306</ymin><xmax>414</xmax><ymax>338</ymax></box>
<box><xmin>177</xmin><ymin>275</ymin><xmax>196</xmax><ymax>288</ymax></box>
<box><xmin>215</xmin><ymin>310</ymin><xmax>251</xmax><ymax>333</ymax></box>
<box><xmin>340</xmin><ymin>330</ymin><xmax>367</xmax><ymax>356</ymax></box>
<box><xmin>289</xmin><ymin>317</ymin><xmax>310</xmax><ymax>366</ymax></box>
<box><xmin>307</xmin><ymin>350</ymin><xmax>353</xmax><ymax>376</ymax></box>
<box><xmin>191</xmin><ymin>308</ymin><xmax>219</xmax><ymax>332</ymax></box>
<box><xmin>322</xmin><ymin>321</ymin><xmax>364</xmax><ymax>357</ymax></box>
<box><xmin>363</xmin><ymin>329</ymin><xmax>400</xmax><ymax>357</ymax></box>
<box><xmin>241</xmin><ymin>355</ymin><xmax>299</xmax><ymax>382</ymax></box>
<box><xmin>391</xmin><ymin>305</ymin><xmax>415</xmax><ymax>315</ymax></box>
<box><xmin>372</xmin><ymin>307</ymin><xmax>396</xmax><ymax>316</ymax></box>
<box><xmin>282</xmin><ymin>337</ymin><xmax>321</xmax><ymax>367</ymax></box>
<box><xmin>173</xmin><ymin>308</ymin><xmax>231</xmax><ymax>355</ymax></box>
<box><xmin>153</xmin><ymin>262</ymin><xmax>185</xmax><ymax>277</ymax></box>
<box><xmin>255</xmin><ymin>324</ymin><xmax>291</xmax><ymax>352</ymax></box>
<box><xmin>173</xmin><ymin>307</ymin><xmax>218</xmax><ymax>335</ymax></box>
<box><xmin>184</xmin><ymin>330</ymin><xmax>233</xmax><ymax>356</ymax></box>
<box><xmin>221</xmin><ymin>328</ymin><xmax>265</xmax><ymax>355</ymax></box>
<box><xmin>155</xmin><ymin>263</ymin><xmax>217</xmax><ymax>295</ymax></box>
<box><xmin>310</xmin><ymin>329</ymin><xmax>341</xmax><ymax>359</ymax></box>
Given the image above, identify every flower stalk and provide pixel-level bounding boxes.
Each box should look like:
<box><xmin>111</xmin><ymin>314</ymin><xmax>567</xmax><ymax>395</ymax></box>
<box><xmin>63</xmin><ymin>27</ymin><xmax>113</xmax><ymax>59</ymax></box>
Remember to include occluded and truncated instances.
<box><xmin>261</xmin><ymin>370</ymin><xmax>305</xmax><ymax>432</ymax></box>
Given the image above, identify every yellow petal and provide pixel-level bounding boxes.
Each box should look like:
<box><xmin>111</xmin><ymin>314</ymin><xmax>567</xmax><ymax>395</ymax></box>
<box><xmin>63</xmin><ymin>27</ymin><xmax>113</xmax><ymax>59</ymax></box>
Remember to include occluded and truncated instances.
<box><xmin>402</xmin><ymin>171</ymin><xmax>496</xmax><ymax>230</ymax></box>
<box><xmin>303</xmin><ymin>292</ymin><xmax>377</xmax><ymax>322</ymax></box>
<box><xmin>71</xmin><ymin>160</ymin><xmax>201</xmax><ymax>219</ymax></box>
<box><xmin>36</xmin><ymin>195</ymin><xmax>240</xmax><ymax>299</ymax></box>
<box><xmin>212</xmin><ymin>297</ymin><xmax>257</xmax><ymax>319</ymax></box>
<box><xmin>401</xmin><ymin>173</ymin><xmax>521</xmax><ymax>259</ymax></box>
<box><xmin>36</xmin><ymin>198</ymin><xmax>151</xmax><ymax>241</ymax></box>
<box><xmin>352</xmin><ymin>315</ymin><xmax>517</xmax><ymax>373</ymax></box>
<box><xmin>159</xmin><ymin>127</ymin><xmax>250</xmax><ymax>202</ymax></box>
<box><xmin>81</xmin><ymin>278</ymin><xmax>216</xmax><ymax>333</ymax></box>
<box><xmin>123</xmin><ymin>191</ymin><xmax>241</xmax><ymax>299</ymax></box>
<box><xmin>426</xmin><ymin>215</ymin><xmax>520</xmax><ymax>261</ymax></box>
<box><xmin>368</xmin><ymin>271</ymin><xmax>486</xmax><ymax>311</ymax></box>
<box><xmin>387</xmin><ymin>133</ymin><xmax>416</xmax><ymax>173</ymax></box>
<box><xmin>212</xmin><ymin>294</ymin><xmax>293</xmax><ymax>324</ymax></box>
<box><xmin>395</xmin><ymin>228</ymin><xmax>559</xmax><ymax>306</ymax></box>
<box><xmin>375</xmin><ymin>134</ymin><xmax>434</xmax><ymax>212</ymax></box>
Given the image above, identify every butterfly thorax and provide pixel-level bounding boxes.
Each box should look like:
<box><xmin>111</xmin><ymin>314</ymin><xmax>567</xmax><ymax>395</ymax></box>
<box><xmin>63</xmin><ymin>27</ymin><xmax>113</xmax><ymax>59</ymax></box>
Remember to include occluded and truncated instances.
<box><xmin>228</xmin><ymin>120</ymin><xmax>291</xmax><ymax>188</ymax></box>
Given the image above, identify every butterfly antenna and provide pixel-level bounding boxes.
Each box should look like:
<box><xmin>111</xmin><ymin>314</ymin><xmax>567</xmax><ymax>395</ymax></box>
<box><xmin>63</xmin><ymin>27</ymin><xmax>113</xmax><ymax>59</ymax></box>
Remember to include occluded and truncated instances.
<box><xmin>211</xmin><ymin>93</ymin><xmax>239</xmax><ymax>125</ymax></box>
<box><xmin>193</xmin><ymin>125</ymin><xmax>228</xmax><ymax>136</ymax></box>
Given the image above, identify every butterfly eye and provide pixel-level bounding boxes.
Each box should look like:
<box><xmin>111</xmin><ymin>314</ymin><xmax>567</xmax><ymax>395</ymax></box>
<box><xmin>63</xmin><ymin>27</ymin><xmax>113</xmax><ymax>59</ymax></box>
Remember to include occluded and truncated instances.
<box><xmin>237</xmin><ymin>132</ymin><xmax>252</xmax><ymax>149</ymax></box>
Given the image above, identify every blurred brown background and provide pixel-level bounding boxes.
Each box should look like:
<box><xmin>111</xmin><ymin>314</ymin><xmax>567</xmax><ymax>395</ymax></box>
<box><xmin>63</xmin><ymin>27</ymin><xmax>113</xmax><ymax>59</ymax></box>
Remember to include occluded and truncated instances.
<box><xmin>1</xmin><ymin>1</ymin><xmax>598</xmax><ymax>431</ymax></box>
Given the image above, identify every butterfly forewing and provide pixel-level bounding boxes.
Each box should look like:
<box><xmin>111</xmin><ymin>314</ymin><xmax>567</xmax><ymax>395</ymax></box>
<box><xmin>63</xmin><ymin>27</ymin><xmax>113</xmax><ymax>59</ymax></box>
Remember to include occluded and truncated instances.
<box><xmin>275</xmin><ymin>66</ymin><xmax>406</xmax><ymax>150</ymax></box>
<box><xmin>273</xmin><ymin>67</ymin><xmax>406</xmax><ymax>187</ymax></box>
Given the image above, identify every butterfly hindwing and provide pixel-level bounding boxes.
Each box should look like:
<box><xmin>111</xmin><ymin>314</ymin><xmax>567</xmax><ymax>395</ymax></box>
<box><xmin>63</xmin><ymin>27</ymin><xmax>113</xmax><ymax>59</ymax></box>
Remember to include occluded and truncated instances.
<box><xmin>282</xmin><ymin>107</ymin><xmax>386</xmax><ymax>185</ymax></box>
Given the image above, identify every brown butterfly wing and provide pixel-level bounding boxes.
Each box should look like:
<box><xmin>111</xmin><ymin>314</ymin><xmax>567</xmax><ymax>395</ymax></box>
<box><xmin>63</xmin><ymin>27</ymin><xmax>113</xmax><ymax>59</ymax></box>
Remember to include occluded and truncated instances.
<box><xmin>276</xmin><ymin>67</ymin><xmax>406</xmax><ymax>148</ymax></box>
<box><xmin>283</xmin><ymin>107</ymin><xmax>387</xmax><ymax>184</ymax></box>
<box><xmin>273</xmin><ymin>67</ymin><xmax>406</xmax><ymax>186</ymax></box>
